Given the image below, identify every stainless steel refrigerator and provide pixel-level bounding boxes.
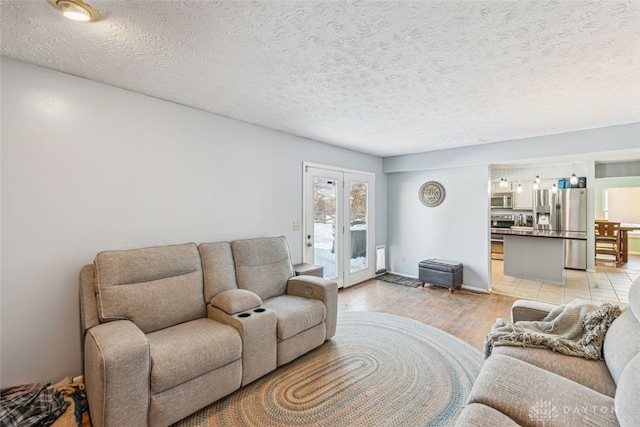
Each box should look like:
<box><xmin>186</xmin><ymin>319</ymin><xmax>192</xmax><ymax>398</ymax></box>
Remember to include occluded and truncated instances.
<box><xmin>534</xmin><ymin>188</ymin><xmax>587</xmax><ymax>270</ymax></box>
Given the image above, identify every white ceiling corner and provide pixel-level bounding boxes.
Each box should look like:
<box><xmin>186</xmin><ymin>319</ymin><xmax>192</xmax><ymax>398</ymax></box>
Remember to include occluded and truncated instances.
<box><xmin>1</xmin><ymin>0</ymin><xmax>639</xmax><ymax>157</ymax></box>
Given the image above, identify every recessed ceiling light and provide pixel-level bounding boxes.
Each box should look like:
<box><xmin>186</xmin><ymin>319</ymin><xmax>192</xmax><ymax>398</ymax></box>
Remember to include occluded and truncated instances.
<box><xmin>48</xmin><ymin>0</ymin><xmax>100</xmax><ymax>22</ymax></box>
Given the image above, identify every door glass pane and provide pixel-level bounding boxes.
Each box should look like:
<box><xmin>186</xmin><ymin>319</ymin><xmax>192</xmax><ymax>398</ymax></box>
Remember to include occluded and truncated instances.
<box><xmin>313</xmin><ymin>177</ymin><xmax>337</xmax><ymax>279</ymax></box>
<box><xmin>349</xmin><ymin>181</ymin><xmax>368</xmax><ymax>273</ymax></box>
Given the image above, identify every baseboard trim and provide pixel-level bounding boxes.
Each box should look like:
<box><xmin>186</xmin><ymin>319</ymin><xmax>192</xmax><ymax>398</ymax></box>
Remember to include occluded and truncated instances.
<box><xmin>463</xmin><ymin>285</ymin><xmax>490</xmax><ymax>294</ymax></box>
<box><xmin>386</xmin><ymin>272</ymin><xmax>490</xmax><ymax>294</ymax></box>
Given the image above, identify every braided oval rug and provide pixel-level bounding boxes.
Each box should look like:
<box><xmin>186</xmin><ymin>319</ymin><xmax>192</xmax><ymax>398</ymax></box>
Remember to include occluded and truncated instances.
<box><xmin>173</xmin><ymin>311</ymin><xmax>483</xmax><ymax>427</ymax></box>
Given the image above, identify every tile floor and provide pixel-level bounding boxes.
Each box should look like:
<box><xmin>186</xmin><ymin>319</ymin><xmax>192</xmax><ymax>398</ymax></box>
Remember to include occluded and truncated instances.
<box><xmin>491</xmin><ymin>256</ymin><xmax>639</xmax><ymax>305</ymax></box>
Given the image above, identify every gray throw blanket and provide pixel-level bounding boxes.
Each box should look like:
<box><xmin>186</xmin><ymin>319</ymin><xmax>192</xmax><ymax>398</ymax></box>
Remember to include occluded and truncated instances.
<box><xmin>484</xmin><ymin>299</ymin><xmax>621</xmax><ymax>359</ymax></box>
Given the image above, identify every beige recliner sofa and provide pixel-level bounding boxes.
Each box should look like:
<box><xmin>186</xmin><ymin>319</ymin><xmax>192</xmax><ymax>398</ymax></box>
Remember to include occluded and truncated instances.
<box><xmin>456</xmin><ymin>276</ymin><xmax>640</xmax><ymax>426</ymax></box>
<box><xmin>79</xmin><ymin>236</ymin><xmax>337</xmax><ymax>427</ymax></box>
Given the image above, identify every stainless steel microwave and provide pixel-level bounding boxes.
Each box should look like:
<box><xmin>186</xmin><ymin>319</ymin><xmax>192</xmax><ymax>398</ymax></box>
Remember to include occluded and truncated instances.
<box><xmin>491</xmin><ymin>193</ymin><xmax>513</xmax><ymax>209</ymax></box>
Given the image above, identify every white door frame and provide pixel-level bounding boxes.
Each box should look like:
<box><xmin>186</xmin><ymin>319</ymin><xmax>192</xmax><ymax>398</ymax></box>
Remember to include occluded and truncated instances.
<box><xmin>303</xmin><ymin>162</ymin><xmax>376</xmax><ymax>288</ymax></box>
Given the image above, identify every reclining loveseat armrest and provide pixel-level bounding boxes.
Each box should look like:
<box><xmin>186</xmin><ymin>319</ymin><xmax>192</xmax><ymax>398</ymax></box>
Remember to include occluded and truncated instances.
<box><xmin>511</xmin><ymin>300</ymin><xmax>558</xmax><ymax>323</ymax></box>
<box><xmin>208</xmin><ymin>289</ymin><xmax>276</xmax><ymax>386</ymax></box>
<box><xmin>84</xmin><ymin>320</ymin><xmax>150</xmax><ymax>427</ymax></box>
<box><xmin>211</xmin><ymin>289</ymin><xmax>262</xmax><ymax>315</ymax></box>
<box><xmin>287</xmin><ymin>275</ymin><xmax>338</xmax><ymax>339</ymax></box>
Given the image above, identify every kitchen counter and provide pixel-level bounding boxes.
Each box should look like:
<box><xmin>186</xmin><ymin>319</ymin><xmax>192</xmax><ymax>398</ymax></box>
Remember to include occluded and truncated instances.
<box><xmin>491</xmin><ymin>226</ymin><xmax>588</xmax><ymax>284</ymax></box>
<box><xmin>491</xmin><ymin>228</ymin><xmax>587</xmax><ymax>240</ymax></box>
<box><xmin>493</xmin><ymin>226</ymin><xmax>589</xmax><ymax>284</ymax></box>
<box><xmin>503</xmin><ymin>234</ymin><xmax>566</xmax><ymax>283</ymax></box>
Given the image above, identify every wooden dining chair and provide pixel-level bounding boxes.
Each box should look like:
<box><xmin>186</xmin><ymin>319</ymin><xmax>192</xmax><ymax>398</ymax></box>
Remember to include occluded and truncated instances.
<box><xmin>595</xmin><ymin>220</ymin><xmax>621</xmax><ymax>263</ymax></box>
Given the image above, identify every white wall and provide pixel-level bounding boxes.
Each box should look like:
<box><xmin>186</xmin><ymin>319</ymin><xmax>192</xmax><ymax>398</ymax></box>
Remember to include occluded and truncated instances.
<box><xmin>0</xmin><ymin>58</ymin><xmax>386</xmax><ymax>386</ymax></box>
<box><xmin>384</xmin><ymin>123</ymin><xmax>640</xmax><ymax>173</ymax></box>
<box><xmin>594</xmin><ymin>177</ymin><xmax>640</xmax><ymax>219</ymax></box>
<box><xmin>608</xmin><ymin>188</ymin><xmax>640</xmax><ymax>223</ymax></box>
<box><xmin>387</xmin><ymin>165</ymin><xmax>491</xmax><ymax>290</ymax></box>
<box><xmin>384</xmin><ymin>124</ymin><xmax>639</xmax><ymax>280</ymax></box>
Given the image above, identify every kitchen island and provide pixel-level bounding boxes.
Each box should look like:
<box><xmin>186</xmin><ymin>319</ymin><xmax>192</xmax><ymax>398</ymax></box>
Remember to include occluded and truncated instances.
<box><xmin>491</xmin><ymin>228</ymin><xmax>587</xmax><ymax>284</ymax></box>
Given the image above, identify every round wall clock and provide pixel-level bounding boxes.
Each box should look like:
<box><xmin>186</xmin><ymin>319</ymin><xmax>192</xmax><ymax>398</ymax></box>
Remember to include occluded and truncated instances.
<box><xmin>419</xmin><ymin>181</ymin><xmax>446</xmax><ymax>207</ymax></box>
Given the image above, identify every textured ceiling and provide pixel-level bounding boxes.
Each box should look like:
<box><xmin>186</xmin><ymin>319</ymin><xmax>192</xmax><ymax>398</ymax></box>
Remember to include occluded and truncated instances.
<box><xmin>1</xmin><ymin>1</ymin><xmax>639</xmax><ymax>157</ymax></box>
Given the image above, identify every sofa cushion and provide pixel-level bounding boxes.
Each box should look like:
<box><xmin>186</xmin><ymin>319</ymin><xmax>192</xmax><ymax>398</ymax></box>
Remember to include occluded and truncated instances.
<box><xmin>615</xmin><ymin>353</ymin><xmax>640</xmax><ymax>427</ymax></box>
<box><xmin>231</xmin><ymin>237</ymin><xmax>294</xmax><ymax>300</ymax></box>
<box><xmin>511</xmin><ymin>299</ymin><xmax>560</xmax><ymax>322</ymax></box>
<box><xmin>468</xmin><ymin>354</ymin><xmax>617</xmax><ymax>426</ymax></box>
<box><xmin>492</xmin><ymin>346</ymin><xmax>617</xmax><ymax>397</ymax></box>
<box><xmin>263</xmin><ymin>295</ymin><xmax>326</xmax><ymax>341</ymax></box>
<box><xmin>95</xmin><ymin>243</ymin><xmax>205</xmax><ymax>333</ymax></box>
<box><xmin>199</xmin><ymin>242</ymin><xmax>238</xmax><ymax>302</ymax></box>
<box><xmin>147</xmin><ymin>318</ymin><xmax>241</xmax><ymax>394</ymax></box>
<box><xmin>455</xmin><ymin>403</ymin><xmax>521</xmax><ymax>426</ymax></box>
<box><xmin>211</xmin><ymin>289</ymin><xmax>261</xmax><ymax>314</ymax></box>
<box><xmin>603</xmin><ymin>278</ymin><xmax>640</xmax><ymax>384</ymax></box>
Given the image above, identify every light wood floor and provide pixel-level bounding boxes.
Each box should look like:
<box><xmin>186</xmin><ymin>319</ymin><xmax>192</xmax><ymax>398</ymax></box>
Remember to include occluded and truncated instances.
<box><xmin>338</xmin><ymin>279</ymin><xmax>519</xmax><ymax>353</ymax></box>
<box><xmin>340</xmin><ymin>257</ymin><xmax>640</xmax><ymax>354</ymax></box>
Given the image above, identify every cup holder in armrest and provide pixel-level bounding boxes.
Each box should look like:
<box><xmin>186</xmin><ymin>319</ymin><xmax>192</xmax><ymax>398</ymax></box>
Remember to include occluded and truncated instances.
<box><xmin>237</xmin><ymin>307</ymin><xmax>267</xmax><ymax>318</ymax></box>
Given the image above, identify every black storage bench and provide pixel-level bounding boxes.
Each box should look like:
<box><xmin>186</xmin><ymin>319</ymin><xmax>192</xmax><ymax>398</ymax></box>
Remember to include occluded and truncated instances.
<box><xmin>419</xmin><ymin>259</ymin><xmax>463</xmax><ymax>293</ymax></box>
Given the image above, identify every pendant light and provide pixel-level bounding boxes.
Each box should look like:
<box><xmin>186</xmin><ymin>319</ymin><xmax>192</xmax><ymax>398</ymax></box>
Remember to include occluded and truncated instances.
<box><xmin>516</xmin><ymin>169</ymin><xmax>523</xmax><ymax>193</ymax></box>
<box><xmin>499</xmin><ymin>169</ymin><xmax>508</xmax><ymax>188</ymax></box>
<box><xmin>569</xmin><ymin>163</ymin><xmax>578</xmax><ymax>186</ymax></box>
<box><xmin>532</xmin><ymin>165</ymin><xmax>540</xmax><ymax>190</ymax></box>
<box><xmin>569</xmin><ymin>173</ymin><xmax>578</xmax><ymax>185</ymax></box>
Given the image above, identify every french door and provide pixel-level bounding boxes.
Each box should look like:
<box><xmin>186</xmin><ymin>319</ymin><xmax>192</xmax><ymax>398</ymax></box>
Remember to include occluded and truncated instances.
<box><xmin>303</xmin><ymin>163</ymin><xmax>375</xmax><ymax>288</ymax></box>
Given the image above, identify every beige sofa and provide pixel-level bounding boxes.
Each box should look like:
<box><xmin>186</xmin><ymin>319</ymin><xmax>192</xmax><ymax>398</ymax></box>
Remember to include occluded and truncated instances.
<box><xmin>79</xmin><ymin>236</ymin><xmax>337</xmax><ymax>427</ymax></box>
<box><xmin>456</xmin><ymin>276</ymin><xmax>640</xmax><ymax>426</ymax></box>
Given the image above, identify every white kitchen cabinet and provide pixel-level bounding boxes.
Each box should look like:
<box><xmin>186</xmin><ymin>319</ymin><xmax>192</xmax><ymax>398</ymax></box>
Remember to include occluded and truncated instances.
<box><xmin>491</xmin><ymin>181</ymin><xmax>513</xmax><ymax>193</ymax></box>
<box><xmin>513</xmin><ymin>181</ymin><xmax>533</xmax><ymax>209</ymax></box>
<box><xmin>537</xmin><ymin>179</ymin><xmax>557</xmax><ymax>190</ymax></box>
